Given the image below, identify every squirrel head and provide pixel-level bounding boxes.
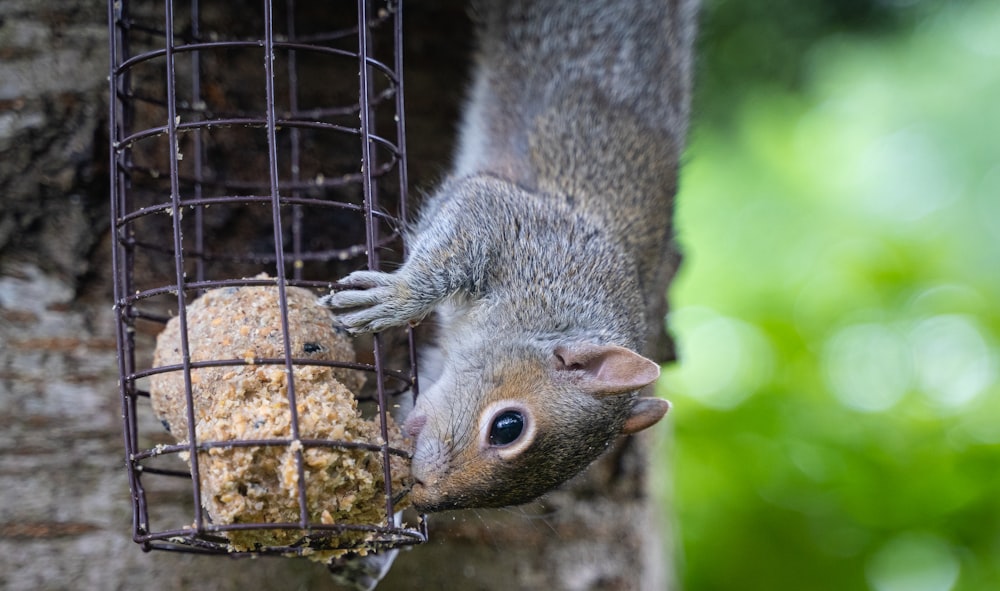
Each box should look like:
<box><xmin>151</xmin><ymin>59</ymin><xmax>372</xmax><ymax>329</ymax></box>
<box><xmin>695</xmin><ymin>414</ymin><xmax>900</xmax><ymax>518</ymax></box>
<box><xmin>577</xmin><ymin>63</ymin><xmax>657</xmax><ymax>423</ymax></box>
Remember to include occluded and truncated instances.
<box><xmin>404</xmin><ymin>342</ymin><xmax>669</xmax><ymax>512</ymax></box>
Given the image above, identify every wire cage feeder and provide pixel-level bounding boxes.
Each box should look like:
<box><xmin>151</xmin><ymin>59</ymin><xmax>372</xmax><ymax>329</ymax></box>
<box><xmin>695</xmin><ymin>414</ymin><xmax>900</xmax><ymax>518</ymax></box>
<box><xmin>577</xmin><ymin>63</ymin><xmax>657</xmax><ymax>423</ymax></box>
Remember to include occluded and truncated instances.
<box><xmin>108</xmin><ymin>0</ymin><xmax>426</xmax><ymax>557</ymax></box>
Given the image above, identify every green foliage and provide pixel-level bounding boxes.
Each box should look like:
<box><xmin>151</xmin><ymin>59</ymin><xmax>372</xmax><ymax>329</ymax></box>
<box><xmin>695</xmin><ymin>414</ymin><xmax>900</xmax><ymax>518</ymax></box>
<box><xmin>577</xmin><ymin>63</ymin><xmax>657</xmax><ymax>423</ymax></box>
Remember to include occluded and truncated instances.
<box><xmin>695</xmin><ymin>0</ymin><xmax>911</xmax><ymax>124</ymax></box>
<box><xmin>662</xmin><ymin>2</ymin><xmax>1000</xmax><ymax>590</ymax></box>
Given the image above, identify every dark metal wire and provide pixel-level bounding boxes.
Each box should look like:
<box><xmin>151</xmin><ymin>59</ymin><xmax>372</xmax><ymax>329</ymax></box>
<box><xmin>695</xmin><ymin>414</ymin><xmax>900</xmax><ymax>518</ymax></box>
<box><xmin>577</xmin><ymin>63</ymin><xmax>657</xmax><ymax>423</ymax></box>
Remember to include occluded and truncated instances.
<box><xmin>108</xmin><ymin>0</ymin><xmax>426</xmax><ymax>556</ymax></box>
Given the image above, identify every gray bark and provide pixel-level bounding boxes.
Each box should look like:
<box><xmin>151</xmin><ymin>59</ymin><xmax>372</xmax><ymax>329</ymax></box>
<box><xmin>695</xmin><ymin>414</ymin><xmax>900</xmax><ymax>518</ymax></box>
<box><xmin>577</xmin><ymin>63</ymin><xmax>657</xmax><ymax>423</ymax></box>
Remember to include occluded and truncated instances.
<box><xmin>0</xmin><ymin>1</ymin><xmax>676</xmax><ymax>589</ymax></box>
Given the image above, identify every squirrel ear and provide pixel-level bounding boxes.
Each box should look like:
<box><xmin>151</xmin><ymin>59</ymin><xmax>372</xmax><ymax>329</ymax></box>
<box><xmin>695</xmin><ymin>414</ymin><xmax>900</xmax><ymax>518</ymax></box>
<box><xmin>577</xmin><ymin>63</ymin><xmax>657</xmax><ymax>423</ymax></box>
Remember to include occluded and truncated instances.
<box><xmin>553</xmin><ymin>343</ymin><xmax>661</xmax><ymax>396</ymax></box>
<box><xmin>622</xmin><ymin>397</ymin><xmax>671</xmax><ymax>435</ymax></box>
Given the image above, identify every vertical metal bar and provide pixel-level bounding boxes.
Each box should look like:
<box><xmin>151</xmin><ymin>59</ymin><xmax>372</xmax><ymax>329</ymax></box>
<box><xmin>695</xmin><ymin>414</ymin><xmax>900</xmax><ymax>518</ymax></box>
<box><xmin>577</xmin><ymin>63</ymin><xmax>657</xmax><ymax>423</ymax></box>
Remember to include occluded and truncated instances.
<box><xmin>108</xmin><ymin>0</ymin><xmax>139</xmax><ymax>544</ymax></box>
<box><xmin>287</xmin><ymin>0</ymin><xmax>304</xmax><ymax>282</ymax></box>
<box><xmin>357</xmin><ymin>0</ymin><xmax>379</xmax><ymax>274</ymax></box>
<box><xmin>357</xmin><ymin>0</ymin><xmax>396</xmax><ymax>527</ymax></box>
<box><xmin>392</xmin><ymin>0</ymin><xmax>419</xmax><ymax>402</ymax></box>
<box><xmin>391</xmin><ymin>0</ymin><xmax>426</xmax><ymax>537</ymax></box>
<box><xmin>112</xmin><ymin>0</ymin><xmax>156</xmax><ymax>547</ymax></box>
<box><xmin>262</xmin><ymin>0</ymin><xmax>310</xmax><ymax>528</ymax></box>
<box><xmin>164</xmin><ymin>0</ymin><xmax>206</xmax><ymax>534</ymax></box>
<box><xmin>393</xmin><ymin>0</ymin><xmax>410</xmax><ymax>230</ymax></box>
<box><xmin>113</xmin><ymin>0</ymin><xmax>136</xmax><ymax>451</ymax></box>
<box><xmin>120</xmin><ymin>7</ymin><xmax>140</xmax><ymax>524</ymax></box>
<box><xmin>190</xmin><ymin>0</ymin><xmax>206</xmax><ymax>284</ymax></box>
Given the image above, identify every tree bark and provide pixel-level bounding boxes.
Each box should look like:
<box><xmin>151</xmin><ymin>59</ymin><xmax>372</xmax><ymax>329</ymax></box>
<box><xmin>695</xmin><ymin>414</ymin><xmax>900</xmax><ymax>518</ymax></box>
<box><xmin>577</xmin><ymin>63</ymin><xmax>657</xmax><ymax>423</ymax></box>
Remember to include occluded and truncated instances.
<box><xmin>0</xmin><ymin>1</ymin><xmax>676</xmax><ymax>589</ymax></box>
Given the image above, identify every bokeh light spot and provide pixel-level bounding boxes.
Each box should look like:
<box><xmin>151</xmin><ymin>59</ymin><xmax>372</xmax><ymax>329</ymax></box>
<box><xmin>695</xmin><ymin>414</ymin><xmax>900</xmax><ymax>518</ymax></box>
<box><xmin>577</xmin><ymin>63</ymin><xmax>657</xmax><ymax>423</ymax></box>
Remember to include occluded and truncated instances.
<box><xmin>822</xmin><ymin>323</ymin><xmax>912</xmax><ymax>412</ymax></box>
<box><xmin>910</xmin><ymin>314</ymin><xmax>995</xmax><ymax>409</ymax></box>
<box><xmin>667</xmin><ymin>307</ymin><xmax>773</xmax><ymax>409</ymax></box>
<box><xmin>866</xmin><ymin>532</ymin><xmax>960</xmax><ymax>591</ymax></box>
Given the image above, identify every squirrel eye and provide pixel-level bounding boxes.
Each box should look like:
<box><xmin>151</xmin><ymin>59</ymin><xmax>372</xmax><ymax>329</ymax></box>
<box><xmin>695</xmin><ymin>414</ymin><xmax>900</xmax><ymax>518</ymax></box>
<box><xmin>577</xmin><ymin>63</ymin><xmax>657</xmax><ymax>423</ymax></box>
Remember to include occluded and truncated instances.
<box><xmin>488</xmin><ymin>410</ymin><xmax>524</xmax><ymax>446</ymax></box>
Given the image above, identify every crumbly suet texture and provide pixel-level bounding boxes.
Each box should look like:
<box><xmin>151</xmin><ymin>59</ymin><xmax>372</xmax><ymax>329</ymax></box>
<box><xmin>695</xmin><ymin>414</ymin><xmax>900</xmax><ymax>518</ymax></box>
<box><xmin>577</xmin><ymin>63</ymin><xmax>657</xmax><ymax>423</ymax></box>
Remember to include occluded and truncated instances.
<box><xmin>149</xmin><ymin>282</ymin><xmax>411</xmax><ymax>559</ymax></box>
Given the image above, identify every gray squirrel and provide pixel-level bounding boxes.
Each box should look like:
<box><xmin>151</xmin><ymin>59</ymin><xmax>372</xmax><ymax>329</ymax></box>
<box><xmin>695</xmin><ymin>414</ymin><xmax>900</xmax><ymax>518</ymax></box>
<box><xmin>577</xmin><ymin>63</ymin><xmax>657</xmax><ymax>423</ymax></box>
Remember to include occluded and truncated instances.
<box><xmin>322</xmin><ymin>0</ymin><xmax>696</xmax><ymax>512</ymax></box>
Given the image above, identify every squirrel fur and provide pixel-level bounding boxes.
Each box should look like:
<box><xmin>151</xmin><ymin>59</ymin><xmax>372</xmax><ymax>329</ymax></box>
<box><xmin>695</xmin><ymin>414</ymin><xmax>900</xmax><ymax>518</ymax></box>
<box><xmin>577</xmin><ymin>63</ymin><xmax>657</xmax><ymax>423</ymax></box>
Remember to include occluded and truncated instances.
<box><xmin>321</xmin><ymin>0</ymin><xmax>696</xmax><ymax>512</ymax></box>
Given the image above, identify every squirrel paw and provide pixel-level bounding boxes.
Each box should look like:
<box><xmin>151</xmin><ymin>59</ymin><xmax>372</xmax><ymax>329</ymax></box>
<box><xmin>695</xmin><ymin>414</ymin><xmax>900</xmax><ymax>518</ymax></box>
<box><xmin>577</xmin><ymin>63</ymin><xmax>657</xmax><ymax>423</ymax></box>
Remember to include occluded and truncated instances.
<box><xmin>319</xmin><ymin>270</ymin><xmax>429</xmax><ymax>334</ymax></box>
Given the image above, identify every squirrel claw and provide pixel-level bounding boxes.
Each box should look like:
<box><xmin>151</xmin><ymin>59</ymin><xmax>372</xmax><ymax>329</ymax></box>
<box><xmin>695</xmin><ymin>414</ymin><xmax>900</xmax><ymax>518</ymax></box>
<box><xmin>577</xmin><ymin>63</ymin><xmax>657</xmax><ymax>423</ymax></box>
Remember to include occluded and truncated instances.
<box><xmin>333</xmin><ymin>270</ymin><xmax>393</xmax><ymax>290</ymax></box>
<box><xmin>336</xmin><ymin>308</ymin><xmax>406</xmax><ymax>334</ymax></box>
<box><xmin>319</xmin><ymin>270</ymin><xmax>393</xmax><ymax>310</ymax></box>
<box><xmin>320</xmin><ymin>270</ymin><xmax>428</xmax><ymax>334</ymax></box>
<box><xmin>321</xmin><ymin>285</ymin><xmax>397</xmax><ymax>310</ymax></box>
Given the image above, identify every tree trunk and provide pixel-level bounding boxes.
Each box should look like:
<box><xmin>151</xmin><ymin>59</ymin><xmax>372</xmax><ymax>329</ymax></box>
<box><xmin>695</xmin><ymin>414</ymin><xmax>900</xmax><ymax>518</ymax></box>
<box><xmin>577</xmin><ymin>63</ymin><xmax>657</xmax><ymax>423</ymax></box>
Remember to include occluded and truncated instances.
<box><xmin>0</xmin><ymin>1</ymin><xmax>677</xmax><ymax>589</ymax></box>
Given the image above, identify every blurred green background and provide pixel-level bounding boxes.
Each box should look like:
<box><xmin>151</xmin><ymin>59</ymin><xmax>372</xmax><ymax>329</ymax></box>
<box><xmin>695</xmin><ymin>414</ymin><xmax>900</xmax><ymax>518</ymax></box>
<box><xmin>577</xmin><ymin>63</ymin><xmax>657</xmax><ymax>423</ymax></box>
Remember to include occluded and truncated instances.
<box><xmin>658</xmin><ymin>0</ymin><xmax>1000</xmax><ymax>590</ymax></box>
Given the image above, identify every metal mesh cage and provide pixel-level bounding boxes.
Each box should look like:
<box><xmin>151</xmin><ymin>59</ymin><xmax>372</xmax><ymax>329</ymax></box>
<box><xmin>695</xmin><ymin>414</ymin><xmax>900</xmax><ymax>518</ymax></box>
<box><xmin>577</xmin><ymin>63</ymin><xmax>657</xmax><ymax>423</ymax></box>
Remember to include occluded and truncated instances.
<box><xmin>107</xmin><ymin>0</ymin><xmax>425</xmax><ymax>556</ymax></box>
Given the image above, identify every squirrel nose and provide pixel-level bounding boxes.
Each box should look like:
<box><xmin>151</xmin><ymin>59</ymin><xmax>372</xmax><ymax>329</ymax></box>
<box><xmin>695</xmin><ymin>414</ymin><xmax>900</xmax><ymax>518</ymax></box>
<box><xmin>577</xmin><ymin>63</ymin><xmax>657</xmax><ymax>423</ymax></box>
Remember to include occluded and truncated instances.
<box><xmin>402</xmin><ymin>413</ymin><xmax>427</xmax><ymax>439</ymax></box>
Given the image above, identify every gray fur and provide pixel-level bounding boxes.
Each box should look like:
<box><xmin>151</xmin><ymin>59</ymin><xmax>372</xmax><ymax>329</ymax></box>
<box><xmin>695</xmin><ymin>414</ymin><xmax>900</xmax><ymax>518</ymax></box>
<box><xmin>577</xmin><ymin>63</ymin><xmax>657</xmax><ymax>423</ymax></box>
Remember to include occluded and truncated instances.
<box><xmin>322</xmin><ymin>0</ymin><xmax>696</xmax><ymax>511</ymax></box>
